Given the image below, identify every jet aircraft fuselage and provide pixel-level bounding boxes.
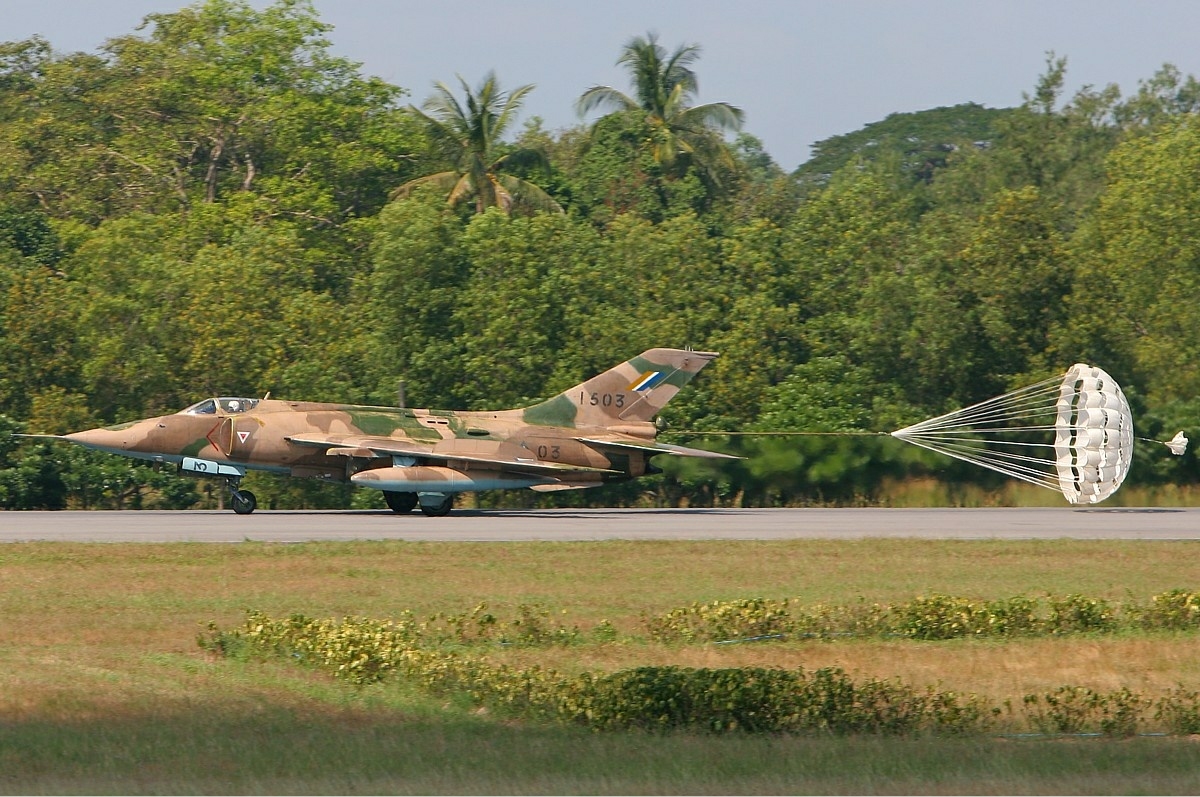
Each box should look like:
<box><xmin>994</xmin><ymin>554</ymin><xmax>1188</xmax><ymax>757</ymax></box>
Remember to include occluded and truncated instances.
<box><xmin>46</xmin><ymin>348</ymin><xmax>733</xmax><ymax>516</ymax></box>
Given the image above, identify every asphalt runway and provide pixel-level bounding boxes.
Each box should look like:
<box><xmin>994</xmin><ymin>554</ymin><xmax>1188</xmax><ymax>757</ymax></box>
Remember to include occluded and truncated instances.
<box><xmin>0</xmin><ymin>506</ymin><xmax>1197</xmax><ymax>543</ymax></box>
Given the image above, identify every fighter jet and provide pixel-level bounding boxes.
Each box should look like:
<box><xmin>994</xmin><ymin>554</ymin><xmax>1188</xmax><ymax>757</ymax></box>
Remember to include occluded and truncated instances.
<box><xmin>24</xmin><ymin>348</ymin><xmax>734</xmax><ymax>516</ymax></box>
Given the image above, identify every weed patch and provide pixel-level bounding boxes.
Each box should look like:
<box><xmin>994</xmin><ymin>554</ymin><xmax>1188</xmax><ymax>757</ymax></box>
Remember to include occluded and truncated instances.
<box><xmin>203</xmin><ymin>597</ymin><xmax>1200</xmax><ymax>737</ymax></box>
<box><xmin>645</xmin><ymin>590</ymin><xmax>1200</xmax><ymax>643</ymax></box>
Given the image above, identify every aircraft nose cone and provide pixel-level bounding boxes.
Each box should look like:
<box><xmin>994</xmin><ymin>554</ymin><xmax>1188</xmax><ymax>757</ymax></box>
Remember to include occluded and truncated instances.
<box><xmin>65</xmin><ymin>427</ymin><xmax>133</xmax><ymax>452</ymax></box>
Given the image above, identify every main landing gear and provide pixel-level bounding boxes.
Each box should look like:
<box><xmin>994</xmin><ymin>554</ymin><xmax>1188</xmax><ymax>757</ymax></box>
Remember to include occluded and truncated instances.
<box><xmin>418</xmin><ymin>494</ymin><xmax>453</xmax><ymax>517</ymax></box>
<box><xmin>223</xmin><ymin>484</ymin><xmax>449</xmax><ymax>517</ymax></box>
<box><xmin>226</xmin><ymin>477</ymin><xmax>257</xmax><ymax>515</ymax></box>
<box><xmin>383</xmin><ymin>490</ymin><xmax>453</xmax><ymax>517</ymax></box>
<box><xmin>383</xmin><ymin>491</ymin><xmax>418</xmax><ymax>513</ymax></box>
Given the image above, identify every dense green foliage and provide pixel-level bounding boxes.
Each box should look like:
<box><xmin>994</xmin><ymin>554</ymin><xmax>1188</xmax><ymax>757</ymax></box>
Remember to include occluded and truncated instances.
<box><xmin>1</xmin><ymin>2</ymin><xmax>1197</xmax><ymax>508</ymax></box>
<box><xmin>792</xmin><ymin>102</ymin><xmax>1012</xmax><ymax>190</ymax></box>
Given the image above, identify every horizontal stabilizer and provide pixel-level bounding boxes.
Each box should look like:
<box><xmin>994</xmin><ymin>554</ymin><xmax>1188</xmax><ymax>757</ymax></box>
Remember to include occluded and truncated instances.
<box><xmin>576</xmin><ymin>436</ymin><xmax>741</xmax><ymax>459</ymax></box>
<box><xmin>530</xmin><ymin>481</ymin><xmax>606</xmax><ymax>492</ymax></box>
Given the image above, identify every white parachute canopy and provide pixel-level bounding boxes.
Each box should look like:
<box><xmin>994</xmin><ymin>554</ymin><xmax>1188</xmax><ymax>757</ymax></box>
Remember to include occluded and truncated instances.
<box><xmin>892</xmin><ymin>364</ymin><xmax>1141</xmax><ymax>505</ymax></box>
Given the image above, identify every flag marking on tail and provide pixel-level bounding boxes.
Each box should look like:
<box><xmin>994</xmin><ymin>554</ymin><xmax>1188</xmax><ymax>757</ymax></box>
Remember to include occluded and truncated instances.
<box><xmin>629</xmin><ymin>371</ymin><xmax>666</xmax><ymax>392</ymax></box>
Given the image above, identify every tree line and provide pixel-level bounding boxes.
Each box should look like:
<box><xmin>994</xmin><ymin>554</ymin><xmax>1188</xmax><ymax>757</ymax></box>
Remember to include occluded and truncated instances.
<box><xmin>0</xmin><ymin>0</ymin><xmax>1197</xmax><ymax>509</ymax></box>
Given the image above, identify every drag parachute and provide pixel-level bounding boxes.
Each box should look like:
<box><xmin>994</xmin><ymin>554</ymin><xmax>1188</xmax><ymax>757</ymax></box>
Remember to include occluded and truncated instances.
<box><xmin>892</xmin><ymin>364</ymin><xmax>1185</xmax><ymax>505</ymax></box>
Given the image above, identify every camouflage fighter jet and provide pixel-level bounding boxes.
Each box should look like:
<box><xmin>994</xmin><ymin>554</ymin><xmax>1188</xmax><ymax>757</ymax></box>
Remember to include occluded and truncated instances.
<box><xmin>30</xmin><ymin>348</ymin><xmax>734</xmax><ymax>516</ymax></box>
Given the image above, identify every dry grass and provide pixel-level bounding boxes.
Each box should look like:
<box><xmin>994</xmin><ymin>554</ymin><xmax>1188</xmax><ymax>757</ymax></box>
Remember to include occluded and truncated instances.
<box><xmin>3</xmin><ymin>539</ymin><xmax>1200</xmax><ymax>709</ymax></box>
<box><xmin>4</xmin><ymin>538</ymin><xmax>1200</xmax><ymax>792</ymax></box>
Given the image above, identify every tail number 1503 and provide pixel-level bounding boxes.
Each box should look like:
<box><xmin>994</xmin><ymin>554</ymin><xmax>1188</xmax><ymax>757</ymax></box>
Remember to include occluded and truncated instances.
<box><xmin>581</xmin><ymin>391</ymin><xmax>625</xmax><ymax>408</ymax></box>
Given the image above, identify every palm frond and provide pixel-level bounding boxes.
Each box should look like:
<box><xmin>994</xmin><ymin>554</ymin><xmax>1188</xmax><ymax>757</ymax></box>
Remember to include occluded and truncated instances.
<box><xmin>674</xmin><ymin>101</ymin><xmax>745</xmax><ymax>133</ymax></box>
<box><xmin>390</xmin><ymin>171</ymin><xmax>461</xmax><ymax>200</ymax></box>
<box><xmin>496</xmin><ymin>173</ymin><xmax>564</xmax><ymax>214</ymax></box>
<box><xmin>494</xmin><ymin>146</ymin><xmax>551</xmax><ymax>173</ymax></box>
<box><xmin>577</xmin><ymin>86</ymin><xmax>639</xmax><ymax>117</ymax></box>
<box><xmin>423</xmin><ymin>80</ymin><xmax>470</xmax><ymax>133</ymax></box>
<box><xmin>493</xmin><ymin>81</ymin><xmax>536</xmax><ymax>140</ymax></box>
<box><xmin>445</xmin><ymin>172</ymin><xmax>476</xmax><ymax>208</ymax></box>
<box><xmin>661</xmin><ymin>41</ymin><xmax>701</xmax><ymax>97</ymax></box>
<box><xmin>396</xmin><ymin>71</ymin><xmax>556</xmax><ymax>215</ymax></box>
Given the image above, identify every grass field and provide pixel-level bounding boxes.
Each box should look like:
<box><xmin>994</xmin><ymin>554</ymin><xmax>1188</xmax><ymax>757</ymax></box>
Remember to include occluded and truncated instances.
<box><xmin>3</xmin><ymin>537</ymin><xmax>1200</xmax><ymax>794</ymax></box>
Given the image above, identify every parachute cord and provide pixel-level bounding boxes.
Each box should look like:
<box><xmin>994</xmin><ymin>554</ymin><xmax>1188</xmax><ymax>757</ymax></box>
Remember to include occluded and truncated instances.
<box><xmin>666</xmin><ymin>431</ymin><xmax>890</xmax><ymax>437</ymax></box>
<box><xmin>1139</xmin><ymin>432</ymin><xmax>1189</xmax><ymax>456</ymax></box>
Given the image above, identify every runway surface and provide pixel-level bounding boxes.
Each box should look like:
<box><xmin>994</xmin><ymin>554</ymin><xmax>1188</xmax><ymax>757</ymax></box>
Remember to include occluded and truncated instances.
<box><xmin>0</xmin><ymin>507</ymin><xmax>1197</xmax><ymax>543</ymax></box>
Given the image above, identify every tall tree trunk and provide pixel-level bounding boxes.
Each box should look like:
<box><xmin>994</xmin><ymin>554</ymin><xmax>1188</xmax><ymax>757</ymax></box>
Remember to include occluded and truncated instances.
<box><xmin>205</xmin><ymin>132</ymin><xmax>225</xmax><ymax>203</ymax></box>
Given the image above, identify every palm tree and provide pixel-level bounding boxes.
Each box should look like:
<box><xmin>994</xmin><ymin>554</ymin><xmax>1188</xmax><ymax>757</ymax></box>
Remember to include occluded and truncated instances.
<box><xmin>576</xmin><ymin>33</ymin><xmax>745</xmax><ymax>171</ymax></box>
<box><xmin>394</xmin><ymin>72</ymin><xmax>562</xmax><ymax>214</ymax></box>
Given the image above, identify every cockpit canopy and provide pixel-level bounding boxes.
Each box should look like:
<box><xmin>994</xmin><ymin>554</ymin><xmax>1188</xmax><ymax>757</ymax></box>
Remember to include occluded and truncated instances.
<box><xmin>181</xmin><ymin>397</ymin><xmax>260</xmax><ymax>415</ymax></box>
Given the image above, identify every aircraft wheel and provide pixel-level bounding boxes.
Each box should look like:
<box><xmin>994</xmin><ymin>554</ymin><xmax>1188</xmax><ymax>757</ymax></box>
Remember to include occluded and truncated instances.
<box><xmin>231</xmin><ymin>490</ymin><xmax>257</xmax><ymax>515</ymax></box>
<box><xmin>384</xmin><ymin>491</ymin><xmax>418</xmax><ymax>514</ymax></box>
<box><xmin>419</xmin><ymin>496</ymin><xmax>453</xmax><ymax>517</ymax></box>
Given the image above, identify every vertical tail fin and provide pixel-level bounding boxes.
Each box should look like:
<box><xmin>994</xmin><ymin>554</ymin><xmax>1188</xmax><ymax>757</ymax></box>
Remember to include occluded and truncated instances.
<box><xmin>523</xmin><ymin>348</ymin><xmax>718</xmax><ymax>428</ymax></box>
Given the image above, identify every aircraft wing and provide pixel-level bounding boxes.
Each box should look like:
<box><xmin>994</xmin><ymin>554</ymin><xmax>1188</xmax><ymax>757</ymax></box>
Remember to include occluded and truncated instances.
<box><xmin>285</xmin><ymin>433</ymin><xmax>435</xmax><ymax>457</ymax></box>
<box><xmin>286</xmin><ymin>433</ymin><xmax>621</xmax><ymax>475</ymax></box>
<box><xmin>576</xmin><ymin>436</ymin><xmax>742</xmax><ymax>459</ymax></box>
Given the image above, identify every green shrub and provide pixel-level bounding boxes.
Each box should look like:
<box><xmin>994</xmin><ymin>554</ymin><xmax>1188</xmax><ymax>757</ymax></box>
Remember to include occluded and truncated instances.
<box><xmin>890</xmin><ymin>594</ymin><xmax>985</xmax><ymax>640</ymax></box>
<box><xmin>1047</xmin><ymin>595</ymin><xmax>1116</xmax><ymax>634</ymax></box>
<box><xmin>1099</xmin><ymin>687</ymin><xmax>1147</xmax><ymax>738</ymax></box>
<box><xmin>1155</xmin><ymin>686</ymin><xmax>1200</xmax><ymax>734</ymax></box>
<box><xmin>1134</xmin><ymin>590</ymin><xmax>1200</xmax><ymax>631</ymax></box>
<box><xmin>644</xmin><ymin>598</ymin><xmax>795</xmax><ymax>643</ymax></box>
<box><xmin>555</xmin><ymin>666</ymin><xmax>988</xmax><ymax>735</ymax></box>
<box><xmin>980</xmin><ymin>596</ymin><xmax>1040</xmax><ymax>636</ymax></box>
<box><xmin>1024</xmin><ymin>686</ymin><xmax>1101</xmax><ymax>734</ymax></box>
<box><xmin>1024</xmin><ymin>686</ymin><xmax>1147</xmax><ymax>736</ymax></box>
<box><xmin>643</xmin><ymin>591</ymin><xmax>1194</xmax><ymax>643</ymax></box>
<box><xmin>502</xmin><ymin>604</ymin><xmax>581</xmax><ymax>646</ymax></box>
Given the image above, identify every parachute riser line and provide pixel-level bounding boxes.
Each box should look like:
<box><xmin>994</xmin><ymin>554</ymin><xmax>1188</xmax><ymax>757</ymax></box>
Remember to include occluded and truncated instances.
<box><xmin>893</xmin><ymin>376</ymin><xmax>1065</xmax><ymax>435</ymax></box>
<box><xmin>668</xmin><ymin>431</ymin><xmax>890</xmax><ymax>437</ymax></box>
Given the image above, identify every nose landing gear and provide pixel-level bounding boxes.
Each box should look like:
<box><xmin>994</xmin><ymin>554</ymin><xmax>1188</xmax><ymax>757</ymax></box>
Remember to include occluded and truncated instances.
<box><xmin>226</xmin><ymin>477</ymin><xmax>257</xmax><ymax>515</ymax></box>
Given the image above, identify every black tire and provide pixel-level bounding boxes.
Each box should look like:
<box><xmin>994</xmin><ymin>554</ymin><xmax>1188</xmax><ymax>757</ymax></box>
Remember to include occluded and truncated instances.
<box><xmin>418</xmin><ymin>495</ymin><xmax>453</xmax><ymax>517</ymax></box>
<box><xmin>384</xmin><ymin>491</ymin><xmax>418</xmax><ymax>514</ymax></box>
<box><xmin>231</xmin><ymin>489</ymin><xmax>257</xmax><ymax>515</ymax></box>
